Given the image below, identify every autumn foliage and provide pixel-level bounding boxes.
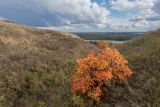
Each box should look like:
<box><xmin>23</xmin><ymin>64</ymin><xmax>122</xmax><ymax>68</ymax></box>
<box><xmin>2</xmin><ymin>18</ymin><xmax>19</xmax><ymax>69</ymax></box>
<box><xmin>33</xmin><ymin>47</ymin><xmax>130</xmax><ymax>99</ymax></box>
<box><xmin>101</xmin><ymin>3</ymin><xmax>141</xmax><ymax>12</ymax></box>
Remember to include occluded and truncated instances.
<box><xmin>72</xmin><ymin>41</ymin><xmax>132</xmax><ymax>105</ymax></box>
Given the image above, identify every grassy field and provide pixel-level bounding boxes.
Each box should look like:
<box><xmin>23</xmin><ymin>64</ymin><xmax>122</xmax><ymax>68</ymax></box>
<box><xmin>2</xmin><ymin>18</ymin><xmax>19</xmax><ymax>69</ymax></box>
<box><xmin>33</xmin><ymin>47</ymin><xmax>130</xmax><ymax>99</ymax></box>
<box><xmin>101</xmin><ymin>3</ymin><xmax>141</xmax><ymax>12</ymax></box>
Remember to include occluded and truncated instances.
<box><xmin>0</xmin><ymin>20</ymin><xmax>159</xmax><ymax>107</ymax></box>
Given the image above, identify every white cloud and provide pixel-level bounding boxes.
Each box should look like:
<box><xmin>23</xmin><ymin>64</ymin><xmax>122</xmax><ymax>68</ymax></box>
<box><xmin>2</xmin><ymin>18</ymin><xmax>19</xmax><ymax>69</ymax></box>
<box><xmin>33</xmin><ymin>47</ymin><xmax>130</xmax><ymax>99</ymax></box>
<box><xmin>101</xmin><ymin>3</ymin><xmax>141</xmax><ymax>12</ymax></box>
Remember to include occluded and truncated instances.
<box><xmin>108</xmin><ymin>18</ymin><xmax>149</xmax><ymax>31</ymax></box>
<box><xmin>41</xmin><ymin>0</ymin><xmax>160</xmax><ymax>31</ymax></box>
<box><xmin>130</xmin><ymin>0</ymin><xmax>160</xmax><ymax>22</ymax></box>
<box><xmin>153</xmin><ymin>0</ymin><xmax>160</xmax><ymax>14</ymax></box>
<box><xmin>44</xmin><ymin>0</ymin><xmax>110</xmax><ymax>25</ymax></box>
<box><xmin>110</xmin><ymin>0</ymin><xmax>155</xmax><ymax>11</ymax></box>
<box><xmin>130</xmin><ymin>9</ymin><xmax>157</xmax><ymax>21</ymax></box>
<box><xmin>0</xmin><ymin>0</ymin><xmax>159</xmax><ymax>32</ymax></box>
<box><xmin>0</xmin><ymin>0</ymin><xmax>109</xmax><ymax>27</ymax></box>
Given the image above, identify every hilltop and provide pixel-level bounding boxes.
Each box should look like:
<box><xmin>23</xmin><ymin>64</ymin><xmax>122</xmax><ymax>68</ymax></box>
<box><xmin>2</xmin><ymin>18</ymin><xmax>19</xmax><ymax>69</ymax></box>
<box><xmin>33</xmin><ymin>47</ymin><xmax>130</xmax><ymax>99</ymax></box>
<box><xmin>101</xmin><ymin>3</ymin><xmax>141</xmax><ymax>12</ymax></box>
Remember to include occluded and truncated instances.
<box><xmin>0</xmin><ymin>20</ymin><xmax>99</xmax><ymax>106</ymax></box>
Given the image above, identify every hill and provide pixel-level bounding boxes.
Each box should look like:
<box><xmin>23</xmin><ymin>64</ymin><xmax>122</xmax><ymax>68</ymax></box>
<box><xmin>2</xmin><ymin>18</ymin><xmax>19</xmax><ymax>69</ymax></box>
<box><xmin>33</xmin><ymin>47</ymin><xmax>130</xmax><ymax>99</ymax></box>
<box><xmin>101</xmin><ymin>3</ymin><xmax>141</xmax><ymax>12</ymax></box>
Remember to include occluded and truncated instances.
<box><xmin>100</xmin><ymin>29</ymin><xmax>160</xmax><ymax>107</ymax></box>
<box><xmin>121</xmin><ymin>29</ymin><xmax>160</xmax><ymax>107</ymax></box>
<box><xmin>0</xmin><ymin>20</ymin><xmax>159</xmax><ymax>107</ymax></box>
<box><xmin>0</xmin><ymin>20</ymin><xmax>99</xmax><ymax>107</ymax></box>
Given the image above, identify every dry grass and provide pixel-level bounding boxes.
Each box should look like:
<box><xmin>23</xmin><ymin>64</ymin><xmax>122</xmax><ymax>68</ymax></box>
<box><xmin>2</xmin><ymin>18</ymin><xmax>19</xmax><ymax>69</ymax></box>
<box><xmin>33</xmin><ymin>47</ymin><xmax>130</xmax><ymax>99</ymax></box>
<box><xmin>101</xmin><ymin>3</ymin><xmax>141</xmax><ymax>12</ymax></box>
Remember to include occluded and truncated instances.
<box><xmin>0</xmin><ymin>20</ymin><xmax>159</xmax><ymax>107</ymax></box>
<box><xmin>0</xmin><ymin>20</ymin><xmax>99</xmax><ymax>107</ymax></box>
<box><xmin>100</xmin><ymin>29</ymin><xmax>160</xmax><ymax>107</ymax></box>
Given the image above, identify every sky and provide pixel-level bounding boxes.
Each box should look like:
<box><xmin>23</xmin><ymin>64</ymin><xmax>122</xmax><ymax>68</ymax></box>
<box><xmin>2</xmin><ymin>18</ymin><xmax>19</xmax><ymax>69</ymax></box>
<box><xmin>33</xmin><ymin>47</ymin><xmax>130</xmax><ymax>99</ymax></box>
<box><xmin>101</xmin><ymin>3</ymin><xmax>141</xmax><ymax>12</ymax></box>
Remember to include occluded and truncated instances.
<box><xmin>0</xmin><ymin>0</ymin><xmax>160</xmax><ymax>32</ymax></box>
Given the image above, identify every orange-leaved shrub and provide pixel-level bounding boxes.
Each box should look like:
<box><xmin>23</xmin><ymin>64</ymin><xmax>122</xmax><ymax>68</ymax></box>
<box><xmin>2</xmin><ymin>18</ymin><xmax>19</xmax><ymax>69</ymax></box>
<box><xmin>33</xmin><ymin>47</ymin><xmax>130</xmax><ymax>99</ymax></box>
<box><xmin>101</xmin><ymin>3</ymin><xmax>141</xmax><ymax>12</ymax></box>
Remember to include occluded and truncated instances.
<box><xmin>72</xmin><ymin>41</ymin><xmax>132</xmax><ymax>105</ymax></box>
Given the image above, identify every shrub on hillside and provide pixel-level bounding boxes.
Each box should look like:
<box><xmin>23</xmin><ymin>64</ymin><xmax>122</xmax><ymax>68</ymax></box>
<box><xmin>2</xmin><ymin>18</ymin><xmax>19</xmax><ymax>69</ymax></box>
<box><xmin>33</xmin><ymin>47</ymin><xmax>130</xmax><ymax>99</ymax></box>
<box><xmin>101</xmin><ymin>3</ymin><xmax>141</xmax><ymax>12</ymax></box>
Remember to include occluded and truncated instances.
<box><xmin>72</xmin><ymin>41</ymin><xmax>132</xmax><ymax>106</ymax></box>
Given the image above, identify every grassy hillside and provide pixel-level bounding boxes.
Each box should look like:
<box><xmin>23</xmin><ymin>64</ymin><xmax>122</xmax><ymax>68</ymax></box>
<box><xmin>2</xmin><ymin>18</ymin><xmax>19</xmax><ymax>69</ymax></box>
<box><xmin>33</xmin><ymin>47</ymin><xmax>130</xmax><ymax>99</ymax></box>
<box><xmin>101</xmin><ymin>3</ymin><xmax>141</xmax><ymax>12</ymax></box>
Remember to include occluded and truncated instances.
<box><xmin>0</xmin><ymin>20</ymin><xmax>159</xmax><ymax>107</ymax></box>
<box><xmin>101</xmin><ymin>29</ymin><xmax>160</xmax><ymax>107</ymax></box>
<box><xmin>123</xmin><ymin>30</ymin><xmax>160</xmax><ymax>107</ymax></box>
<box><xmin>0</xmin><ymin>20</ymin><xmax>99</xmax><ymax>107</ymax></box>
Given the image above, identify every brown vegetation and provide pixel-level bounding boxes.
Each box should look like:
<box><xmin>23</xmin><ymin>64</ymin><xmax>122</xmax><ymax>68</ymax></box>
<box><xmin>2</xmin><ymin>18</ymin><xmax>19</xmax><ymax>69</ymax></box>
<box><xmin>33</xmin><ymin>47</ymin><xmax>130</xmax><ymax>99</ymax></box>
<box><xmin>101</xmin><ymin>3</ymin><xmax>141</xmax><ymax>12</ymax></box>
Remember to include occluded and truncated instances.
<box><xmin>0</xmin><ymin>20</ymin><xmax>99</xmax><ymax>106</ymax></box>
<box><xmin>0</xmin><ymin>20</ymin><xmax>159</xmax><ymax>107</ymax></box>
<box><xmin>99</xmin><ymin>29</ymin><xmax>160</xmax><ymax>107</ymax></box>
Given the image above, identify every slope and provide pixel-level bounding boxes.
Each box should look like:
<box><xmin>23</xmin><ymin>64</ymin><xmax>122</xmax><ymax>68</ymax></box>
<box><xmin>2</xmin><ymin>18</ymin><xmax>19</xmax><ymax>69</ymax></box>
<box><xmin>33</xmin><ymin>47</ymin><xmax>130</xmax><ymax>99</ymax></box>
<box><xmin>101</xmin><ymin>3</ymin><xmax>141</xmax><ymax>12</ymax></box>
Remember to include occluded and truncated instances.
<box><xmin>0</xmin><ymin>20</ymin><xmax>99</xmax><ymax>107</ymax></box>
<box><xmin>100</xmin><ymin>29</ymin><xmax>160</xmax><ymax>107</ymax></box>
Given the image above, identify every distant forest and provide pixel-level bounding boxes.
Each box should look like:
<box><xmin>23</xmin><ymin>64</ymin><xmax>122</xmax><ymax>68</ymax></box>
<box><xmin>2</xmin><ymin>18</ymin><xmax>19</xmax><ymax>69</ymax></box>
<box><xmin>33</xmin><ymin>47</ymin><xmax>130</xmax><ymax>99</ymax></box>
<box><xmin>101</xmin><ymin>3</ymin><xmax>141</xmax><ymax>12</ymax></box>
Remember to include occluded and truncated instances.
<box><xmin>73</xmin><ymin>32</ymin><xmax>144</xmax><ymax>41</ymax></box>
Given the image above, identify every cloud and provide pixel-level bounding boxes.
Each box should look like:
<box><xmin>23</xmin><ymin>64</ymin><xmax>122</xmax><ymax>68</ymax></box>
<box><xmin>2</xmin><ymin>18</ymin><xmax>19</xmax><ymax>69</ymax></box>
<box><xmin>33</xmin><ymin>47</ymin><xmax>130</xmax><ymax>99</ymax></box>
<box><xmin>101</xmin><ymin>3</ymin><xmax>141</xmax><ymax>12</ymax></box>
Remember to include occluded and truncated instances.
<box><xmin>131</xmin><ymin>15</ymin><xmax>160</xmax><ymax>21</ymax></box>
<box><xmin>0</xmin><ymin>0</ymin><xmax>159</xmax><ymax>32</ymax></box>
<box><xmin>108</xmin><ymin>18</ymin><xmax>149</xmax><ymax>31</ymax></box>
<box><xmin>0</xmin><ymin>16</ymin><xmax>5</xmax><ymax>20</ymax></box>
<box><xmin>130</xmin><ymin>0</ymin><xmax>160</xmax><ymax>22</ymax></box>
<box><xmin>110</xmin><ymin>0</ymin><xmax>160</xmax><ymax>31</ymax></box>
<box><xmin>152</xmin><ymin>0</ymin><xmax>160</xmax><ymax>14</ymax></box>
<box><xmin>130</xmin><ymin>9</ymin><xmax>157</xmax><ymax>21</ymax></box>
<box><xmin>0</xmin><ymin>0</ymin><xmax>109</xmax><ymax>27</ymax></box>
<box><xmin>110</xmin><ymin>0</ymin><xmax>155</xmax><ymax>11</ymax></box>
